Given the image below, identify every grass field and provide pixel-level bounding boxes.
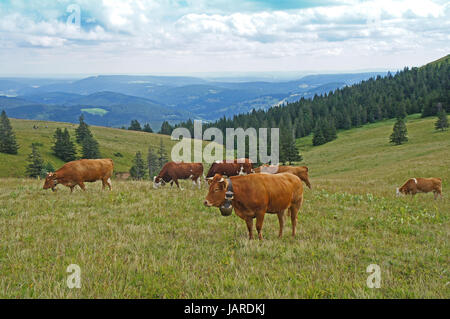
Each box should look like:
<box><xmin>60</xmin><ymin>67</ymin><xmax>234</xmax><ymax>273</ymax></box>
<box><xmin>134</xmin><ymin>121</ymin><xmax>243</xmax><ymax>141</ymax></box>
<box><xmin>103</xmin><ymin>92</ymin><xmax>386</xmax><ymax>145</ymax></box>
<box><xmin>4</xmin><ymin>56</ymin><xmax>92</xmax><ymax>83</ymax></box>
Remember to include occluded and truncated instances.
<box><xmin>0</xmin><ymin>115</ymin><xmax>449</xmax><ymax>298</ymax></box>
<box><xmin>0</xmin><ymin>119</ymin><xmax>179</xmax><ymax>177</ymax></box>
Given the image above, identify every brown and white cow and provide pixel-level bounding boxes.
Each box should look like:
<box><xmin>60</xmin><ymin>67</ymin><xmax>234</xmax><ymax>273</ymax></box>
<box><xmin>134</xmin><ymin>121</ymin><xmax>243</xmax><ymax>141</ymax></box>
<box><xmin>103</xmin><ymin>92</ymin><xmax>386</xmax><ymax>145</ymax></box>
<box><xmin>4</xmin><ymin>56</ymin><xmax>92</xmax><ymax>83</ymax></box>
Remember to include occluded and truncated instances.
<box><xmin>204</xmin><ymin>173</ymin><xmax>304</xmax><ymax>240</ymax></box>
<box><xmin>153</xmin><ymin>162</ymin><xmax>203</xmax><ymax>190</ymax></box>
<box><xmin>43</xmin><ymin>159</ymin><xmax>114</xmax><ymax>192</ymax></box>
<box><xmin>254</xmin><ymin>165</ymin><xmax>312</xmax><ymax>189</ymax></box>
<box><xmin>206</xmin><ymin>158</ymin><xmax>253</xmax><ymax>178</ymax></box>
<box><xmin>396</xmin><ymin>177</ymin><xmax>442</xmax><ymax>199</ymax></box>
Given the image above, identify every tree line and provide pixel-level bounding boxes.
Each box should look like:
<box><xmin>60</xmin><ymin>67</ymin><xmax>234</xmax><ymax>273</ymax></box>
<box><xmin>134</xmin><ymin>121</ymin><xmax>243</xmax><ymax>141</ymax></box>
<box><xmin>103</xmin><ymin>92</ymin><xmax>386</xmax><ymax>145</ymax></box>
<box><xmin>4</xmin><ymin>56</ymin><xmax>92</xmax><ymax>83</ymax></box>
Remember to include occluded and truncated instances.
<box><xmin>171</xmin><ymin>57</ymin><xmax>449</xmax><ymax>156</ymax></box>
<box><xmin>123</xmin><ymin>119</ymin><xmax>174</xmax><ymax>135</ymax></box>
<box><xmin>129</xmin><ymin>138</ymin><xmax>169</xmax><ymax>180</ymax></box>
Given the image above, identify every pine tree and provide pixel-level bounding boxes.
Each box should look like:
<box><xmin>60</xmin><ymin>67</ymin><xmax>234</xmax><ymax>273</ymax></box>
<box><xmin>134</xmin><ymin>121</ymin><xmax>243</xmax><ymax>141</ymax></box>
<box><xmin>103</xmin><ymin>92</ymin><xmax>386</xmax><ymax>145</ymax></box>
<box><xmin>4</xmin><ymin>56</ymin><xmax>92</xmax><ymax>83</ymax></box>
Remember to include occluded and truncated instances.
<box><xmin>43</xmin><ymin>162</ymin><xmax>55</xmax><ymax>175</ymax></box>
<box><xmin>128</xmin><ymin>120</ymin><xmax>142</xmax><ymax>131</ymax></box>
<box><xmin>280</xmin><ymin>129</ymin><xmax>302</xmax><ymax>165</ymax></box>
<box><xmin>323</xmin><ymin>118</ymin><xmax>337</xmax><ymax>142</ymax></box>
<box><xmin>52</xmin><ymin>128</ymin><xmax>76</xmax><ymax>162</ymax></box>
<box><xmin>147</xmin><ymin>147</ymin><xmax>159</xmax><ymax>179</ymax></box>
<box><xmin>61</xmin><ymin>128</ymin><xmax>77</xmax><ymax>161</ymax></box>
<box><xmin>26</xmin><ymin>143</ymin><xmax>44</xmax><ymax>178</ymax></box>
<box><xmin>143</xmin><ymin>123</ymin><xmax>153</xmax><ymax>133</ymax></box>
<box><xmin>0</xmin><ymin>110</ymin><xmax>19</xmax><ymax>154</ymax></box>
<box><xmin>390</xmin><ymin>118</ymin><xmax>408</xmax><ymax>145</ymax></box>
<box><xmin>75</xmin><ymin>114</ymin><xmax>92</xmax><ymax>144</ymax></box>
<box><xmin>435</xmin><ymin>105</ymin><xmax>449</xmax><ymax>131</ymax></box>
<box><xmin>81</xmin><ymin>134</ymin><xmax>101</xmax><ymax>159</ymax></box>
<box><xmin>52</xmin><ymin>128</ymin><xmax>64</xmax><ymax>158</ymax></box>
<box><xmin>157</xmin><ymin>138</ymin><xmax>168</xmax><ymax>168</ymax></box>
<box><xmin>312</xmin><ymin>124</ymin><xmax>326</xmax><ymax>146</ymax></box>
<box><xmin>159</xmin><ymin>121</ymin><xmax>173</xmax><ymax>135</ymax></box>
<box><xmin>130</xmin><ymin>151</ymin><xmax>146</xmax><ymax>180</ymax></box>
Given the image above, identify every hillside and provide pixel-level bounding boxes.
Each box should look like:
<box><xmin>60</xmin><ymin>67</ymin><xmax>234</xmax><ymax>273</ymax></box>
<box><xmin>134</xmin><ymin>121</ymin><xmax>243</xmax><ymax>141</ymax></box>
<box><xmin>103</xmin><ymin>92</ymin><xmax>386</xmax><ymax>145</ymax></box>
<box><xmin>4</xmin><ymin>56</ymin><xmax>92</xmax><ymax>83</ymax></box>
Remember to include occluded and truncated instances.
<box><xmin>186</xmin><ymin>54</ymin><xmax>449</xmax><ymax>150</ymax></box>
<box><xmin>0</xmin><ymin>72</ymin><xmax>385</xmax><ymax>126</ymax></box>
<box><xmin>297</xmin><ymin>114</ymin><xmax>450</xmax><ymax>191</ymax></box>
<box><xmin>0</xmin><ymin>118</ymin><xmax>179</xmax><ymax>177</ymax></box>
<box><xmin>0</xmin><ymin>115</ymin><xmax>448</xmax><ymax>298</ymax></box>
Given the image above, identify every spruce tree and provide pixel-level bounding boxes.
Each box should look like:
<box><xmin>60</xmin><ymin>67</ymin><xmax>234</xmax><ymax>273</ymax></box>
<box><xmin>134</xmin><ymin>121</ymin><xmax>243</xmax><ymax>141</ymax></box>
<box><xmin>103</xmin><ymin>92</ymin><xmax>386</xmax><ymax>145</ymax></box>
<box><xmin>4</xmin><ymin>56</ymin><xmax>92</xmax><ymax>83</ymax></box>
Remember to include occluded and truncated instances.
<box><xmin>75</xmin><ymin>114</ymin><xmax>92</xmax><ymax>144</ymax></box>
<box><xmin>43</xmin><ymin>162</ymin><xmax>55</xmax><ymax>175</ymax></box>
<box><xmin>52</xmin><ymin>128</ymin><xmax>77</xmax><ymax>162</ymax></box>
<box><xmin>81</xmin><ymin>134</ymin><xmax>101</xmax><ymax>159</ymax></box>
<box><xmin>52</xmin><ymin>128</ymin><xmax>64</xmax><ymax>158</ymax></box>
<box><xmin>312</xmin><ymin>124</ymin><xmax>326</xmax><ymax>146</ymax></box>
<box><xmin>128</xmin><ymin>120</ymin><xmax>142</xmax><ymax>131</ymax></box>
<box><xmin>390</xmin><ymin>118</ymin><xmax>408</xmax><ymax>145</ymax></box>
<box><xmin>130</xmin><ymin>151</ymin><xmax>146</xmax><ymax>180</ymax></box>
<box><xmin>323</xmin><ymin>118</ymin><xmax>337</xmax><ymax>142</ymax></box>
<box><xmin>147</xmin><ymin>147</ymin><xmax>159</xmax><ymax>179</ymax></box>
<box><xmin>281</xmin><ymin>130</ymin><xmax>302</xmax><ymax>165</ymax></box>
<box><xmin>435</xmin><ymin>105</ymin><xmax>448</xmax><ymax>131</ymax></box>
<box><xmin>159</xmin><ymin>121</ymin><xmax>173</xmax><ymax>135</ymax></box>
<box><xmin>26</xmin><ymin>144</ymin><xmax>44</xmax><ymax>178</ymax></box>
<box><xmin>61</xmin><ymin>128</ymin><xmax>77</xmax><ymax>161</ymax></box>
<box><xmin>143</xmin><ymin>123</ymin><xmax>153</xmax><ymax>133</ymax></box>
<box><xmin>0</xmin><ymin>110</ymin><xmax>19</xmax><ymax>154</ymax></box>
<box><xmin>157</xmin><ymin>138</ymin><xmax>168</xmax><ymax>168</ymax></box>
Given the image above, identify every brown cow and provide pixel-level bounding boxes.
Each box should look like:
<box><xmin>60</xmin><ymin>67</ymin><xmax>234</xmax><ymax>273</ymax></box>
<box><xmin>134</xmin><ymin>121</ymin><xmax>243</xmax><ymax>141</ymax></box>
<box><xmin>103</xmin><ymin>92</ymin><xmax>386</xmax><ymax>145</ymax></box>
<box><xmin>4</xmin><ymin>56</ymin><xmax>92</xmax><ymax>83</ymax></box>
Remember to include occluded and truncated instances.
<box><xmin>206</xmin><ymin>158</ymin><xmax>253</xmax><ymax>178</ymax></box>
<box><xmin>254</xmin><ymin>165</ymin><xmax>311</xmax><ymax>189</ymax></box>
<box><xmin>397</xmin><ymin>177</ymin><xmax>442</xmax><ymax>200</ymax></box>
<box><xmin>204</xmin><ymin>173</ymin><xmax>304</xmax><ymax>240</ymax></box>
<box><xmin>153</xmin><ymin>162</ymin><xmax>203</xmax><ymax>190</ymax></box>
<box><xmin>43</xmin><ymin>159</ymin><xmax>114</xmax><ymax>192</ymax></box>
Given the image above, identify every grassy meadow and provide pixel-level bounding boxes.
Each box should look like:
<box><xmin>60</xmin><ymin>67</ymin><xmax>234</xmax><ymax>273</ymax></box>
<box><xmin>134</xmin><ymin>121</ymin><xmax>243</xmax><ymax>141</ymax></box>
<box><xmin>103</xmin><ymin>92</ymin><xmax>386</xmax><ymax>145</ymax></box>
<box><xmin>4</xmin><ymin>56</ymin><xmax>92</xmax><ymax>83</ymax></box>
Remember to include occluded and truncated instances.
<box><xmin>0</xmin><ymin>119</ymin><xmax>179</xmax><ymax>177</ymax></box>
<box><xmin>0</xmin><ymin>115</ymin><xmax>449</xmax><ymax>298</ymax></box>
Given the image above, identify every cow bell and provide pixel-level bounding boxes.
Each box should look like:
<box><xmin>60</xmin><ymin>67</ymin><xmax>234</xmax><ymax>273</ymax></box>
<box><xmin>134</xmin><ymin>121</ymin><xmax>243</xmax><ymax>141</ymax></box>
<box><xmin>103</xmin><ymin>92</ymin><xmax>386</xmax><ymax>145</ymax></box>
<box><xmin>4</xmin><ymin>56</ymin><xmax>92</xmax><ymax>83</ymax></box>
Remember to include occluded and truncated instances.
<box><xmin>219</xmin><ymin>200</ymin><xmax>233</xmax><ymax>216</ymax></box>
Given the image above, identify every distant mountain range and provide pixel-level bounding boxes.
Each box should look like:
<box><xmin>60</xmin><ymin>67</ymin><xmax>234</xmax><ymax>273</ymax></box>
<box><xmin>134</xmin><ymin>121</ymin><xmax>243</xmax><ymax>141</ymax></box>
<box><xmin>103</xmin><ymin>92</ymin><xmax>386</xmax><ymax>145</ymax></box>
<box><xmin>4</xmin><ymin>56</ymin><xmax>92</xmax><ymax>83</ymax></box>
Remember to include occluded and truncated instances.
<box><xmin>0</xmin><ymin>72</ymin><xmax>386</xmax><ymax>130</ymax></box>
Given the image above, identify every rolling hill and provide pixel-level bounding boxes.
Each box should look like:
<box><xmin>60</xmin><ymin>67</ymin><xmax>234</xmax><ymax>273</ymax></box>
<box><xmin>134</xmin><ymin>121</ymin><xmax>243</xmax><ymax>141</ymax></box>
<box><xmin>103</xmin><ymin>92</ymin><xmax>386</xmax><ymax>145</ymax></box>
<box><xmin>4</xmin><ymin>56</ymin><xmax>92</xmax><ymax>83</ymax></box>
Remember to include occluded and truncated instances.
<box><xmin>0</xmin><ymin>72</ymin><xmax>386</xmax><ymax>127</ymax></box>
<box><xmin>0</xmin><ymin>118</ymin><xmax>179</xmax><ymax>177</ymax></box>
<box><xmin>0</xmin><ymin>114</ymin><xmax>448</xmax><ymax>298</ymax></box>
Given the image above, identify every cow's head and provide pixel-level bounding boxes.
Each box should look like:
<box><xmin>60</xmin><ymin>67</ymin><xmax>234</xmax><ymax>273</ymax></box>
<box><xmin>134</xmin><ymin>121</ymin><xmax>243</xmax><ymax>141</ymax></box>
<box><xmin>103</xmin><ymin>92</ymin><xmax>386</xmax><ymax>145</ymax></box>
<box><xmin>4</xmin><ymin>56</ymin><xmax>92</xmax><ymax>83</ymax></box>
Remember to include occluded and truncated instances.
<box><xmin>298</xmin><ymin>168</ymin><xmax>312</xmax><ymax>189</ymax></box>
<box><xmin>43</xmin><ymin>172</ymin><xmax>58</xmax><ymax>192</ymax></box>
<box><xmin>396</xmin><ymin>187</ymin><xmax>406</xmax><ymax>196</ymax></box>
<box><xmin>153</xmin><ymin>176</ymin><xmax>166</xmax><ymax>189</ymax></box>
<box><xmin>204</xmin><ymin>174</ymin><xmax>228</xmax><ymax>208</ymax></box>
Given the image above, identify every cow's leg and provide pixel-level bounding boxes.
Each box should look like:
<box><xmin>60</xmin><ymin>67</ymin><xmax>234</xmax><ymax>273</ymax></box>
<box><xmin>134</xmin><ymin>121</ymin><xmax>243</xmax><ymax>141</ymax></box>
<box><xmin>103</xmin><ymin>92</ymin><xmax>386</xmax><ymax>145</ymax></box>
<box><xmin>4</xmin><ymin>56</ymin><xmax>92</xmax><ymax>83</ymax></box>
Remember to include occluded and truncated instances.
<box><xmin>102</xmin><ymin>178</ymin><xmax>112</xmax><ymax>190</ymax></box>
<box><xmin>173</xmin><ymin>178</ymin><xmax>183</xmax><ymax>190</ymax></box>
<box><xmin>277</xmin><ymin>211</ymin><xmax>285</xmax><ymax>238</ymax></box>
<box><xmin>255</xmin><ymin>213</ymin><xmax>265</xmax><ymax>240</ymax></box>
<box><xmin>290</xmin><ymin>197</ymin><xmax>303</xmax><ymax>237</ymax></box>
<box><xmin>78</xmin><ymin>182</ymin><xmax>86</xmax><ymax>191</ymax></box>
<box><xmin>245</xmin><ymin>217</ymin><xmax>254</xmax><ymax>240</ymax></box>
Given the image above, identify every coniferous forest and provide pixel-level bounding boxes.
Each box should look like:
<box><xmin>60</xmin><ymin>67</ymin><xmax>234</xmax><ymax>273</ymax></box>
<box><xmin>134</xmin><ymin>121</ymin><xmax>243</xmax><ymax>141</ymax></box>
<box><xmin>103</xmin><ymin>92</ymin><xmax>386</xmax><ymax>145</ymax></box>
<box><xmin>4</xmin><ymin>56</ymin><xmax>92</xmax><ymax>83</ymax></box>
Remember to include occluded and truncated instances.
<box><xmin>173</xmin><ymin>55</ymin><xmax>449</xmax><ymax>150</ymax></box>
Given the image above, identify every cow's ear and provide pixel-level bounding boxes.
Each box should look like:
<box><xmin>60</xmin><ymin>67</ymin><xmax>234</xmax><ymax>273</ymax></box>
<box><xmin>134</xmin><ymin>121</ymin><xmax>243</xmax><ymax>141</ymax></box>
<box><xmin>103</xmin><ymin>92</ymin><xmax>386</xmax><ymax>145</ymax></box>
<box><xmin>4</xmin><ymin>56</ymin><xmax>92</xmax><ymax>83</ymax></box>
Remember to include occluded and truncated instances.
<box><xmin>218</xmin><ymin>177</ymin><xmax>226</xmax><ymax>189</ymax></box>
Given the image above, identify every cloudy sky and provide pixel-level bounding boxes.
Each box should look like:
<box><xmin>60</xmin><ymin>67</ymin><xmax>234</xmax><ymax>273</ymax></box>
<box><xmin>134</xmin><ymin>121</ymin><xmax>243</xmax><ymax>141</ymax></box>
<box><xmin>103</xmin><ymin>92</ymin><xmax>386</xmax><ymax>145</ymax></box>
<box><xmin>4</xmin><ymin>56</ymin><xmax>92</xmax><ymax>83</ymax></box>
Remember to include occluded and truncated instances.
<box><xmin>0</xmin><ymin>0</ymin><xmax>449</xmax><ymax>76</ymax></box>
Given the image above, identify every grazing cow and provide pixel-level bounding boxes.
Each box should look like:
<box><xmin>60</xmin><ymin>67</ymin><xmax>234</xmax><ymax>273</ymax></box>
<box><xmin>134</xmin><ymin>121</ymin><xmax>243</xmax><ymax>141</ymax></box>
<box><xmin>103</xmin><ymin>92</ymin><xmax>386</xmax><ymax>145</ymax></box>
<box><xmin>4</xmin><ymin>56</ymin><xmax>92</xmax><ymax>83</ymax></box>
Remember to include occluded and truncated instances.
<box><xmin>153</xmin><ymin>162</ymin><xmax>203</xmax><ymax>190</ymax></box>
<box><xmin>206</xmin><ymin>158</ymin><xmax>253</xmax><ymax>178</ymax></box>
<box><xmin>204</xmin><ymin>173</ymin><xmax>304</xmax><ymax>240</ymax></box>
<box><xmin>254</xmin><ymin>165</ymin><xmax>312</xmax><ymax>189</ymax></box>
<box><xmin>43</xmin><ymin>159</ymin><xmax>114</xmax><ymax>192</ymax></box>
<box><xmin>396</xmin><ymin>177</ymin><xmax>442</xmax><ymax>200</ymax></box>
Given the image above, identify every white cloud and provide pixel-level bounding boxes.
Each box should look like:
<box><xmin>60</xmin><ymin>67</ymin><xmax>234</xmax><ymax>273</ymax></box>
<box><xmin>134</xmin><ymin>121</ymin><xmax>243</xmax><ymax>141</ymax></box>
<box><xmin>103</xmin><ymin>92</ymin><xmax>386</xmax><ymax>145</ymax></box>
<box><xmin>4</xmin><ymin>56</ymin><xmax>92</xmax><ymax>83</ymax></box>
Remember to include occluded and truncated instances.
<box><xmin>0</xmin><ymin>0</ymin><xmax>448</xmax><ymax>75</ymax></box>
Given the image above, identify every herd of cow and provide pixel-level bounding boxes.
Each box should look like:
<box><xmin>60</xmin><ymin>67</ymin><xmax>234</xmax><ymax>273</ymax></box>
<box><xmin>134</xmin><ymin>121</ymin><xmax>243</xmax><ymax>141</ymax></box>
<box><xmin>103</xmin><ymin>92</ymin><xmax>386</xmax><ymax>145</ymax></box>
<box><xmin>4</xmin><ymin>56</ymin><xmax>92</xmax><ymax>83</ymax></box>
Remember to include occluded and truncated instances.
<box><xmin>42</xmin><ymin>158</ymin><xmax>443</xmax><ymax>240</ymax></box>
